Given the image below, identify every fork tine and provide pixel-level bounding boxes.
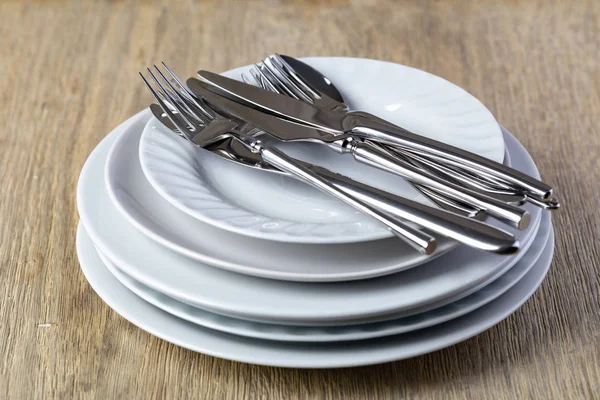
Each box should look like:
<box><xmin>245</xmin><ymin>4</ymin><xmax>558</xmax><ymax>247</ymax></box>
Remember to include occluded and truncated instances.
<box><xmin>270</xmin><ymin>54</ymin><xmax>321</xmax><ymax>101</ymax></box>
<box><xmin>263</xmin><ymin>57</ymin><xmax>313</xmax><ymax>102</ymax></box>
<box><xmin>249</xmin><ymin>64</ymin><xmax>279</xmax><ymax>93</ymax></box>
<box><xmin>146</xmin><ymin>67</ymin><xmax>197</xmax><ymax>131</ymax></box>
<box><xmin>241</xmin><ymin>72</ymin><xmax>254</xmax><ymax>86</ymax></box>
<box><xmin>140</xmin><ymin>72</ymin><xmax>196</xmax><ymax>141</ymax></box>
<box><xmin>160</xmin><ymin>62</ymin><xmax>216</xmax><ymax>122</ymax></box>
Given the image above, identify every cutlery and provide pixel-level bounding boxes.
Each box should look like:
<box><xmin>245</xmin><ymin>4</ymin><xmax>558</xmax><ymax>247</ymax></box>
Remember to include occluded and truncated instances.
<box><xmin>265</xmin><ymin>55</ymin><xmax>559</xmax><ymax>210</ymax></box>
<box><xmin>195</xmin><ymin>67</ymin><xmax>555</xmax><ymax>202</ymax></box>
<box><xmin>141</xmin><ymin>67</ymin><xmax>435</xmax><ymax>253</ymax></box>
<box><xmin>187</xmin><ymin>78</ymin><xmax>530</xmax><ymax>230</ymax></box>
<box><xmin>244</xmin><ymin>60</ymin><xmax>485</xmax><ymax>217</ymax></box>
<box><xmin>141</xmin><ymin>64</ymin><xmax>522</xmax><ymax>254</ymax></box>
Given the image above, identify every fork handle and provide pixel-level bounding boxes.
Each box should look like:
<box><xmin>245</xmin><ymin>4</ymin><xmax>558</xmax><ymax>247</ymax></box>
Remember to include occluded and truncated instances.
<box><xmin>348</xmin><ymin>113</ymin><xmax>553</xmax><ymax>200</ymax></box>
<box><xmin>337</xmin><ymin>139</ymin><xmax>531</xmax><ymax>230</ymax></box>
<box><xmin>259</xmin><ymin>146</ymin><xmax>437</xmax><ymax>254</ymax></box>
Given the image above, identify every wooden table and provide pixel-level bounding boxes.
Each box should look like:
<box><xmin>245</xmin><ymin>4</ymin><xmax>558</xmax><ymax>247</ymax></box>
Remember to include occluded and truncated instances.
<box><xmin>1</xmin><ymin>0</ymin><xmax>598</xmax><ymax>398</ymax></box>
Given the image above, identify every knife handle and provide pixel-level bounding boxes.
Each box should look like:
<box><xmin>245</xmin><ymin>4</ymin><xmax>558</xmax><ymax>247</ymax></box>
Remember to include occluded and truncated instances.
<box><xmin>309</xmin><ymin>163</ymin><xmax>520</xmax><ymax>255</ymax></box>
<box><xmin>348</xmin><ymin>112</ymin><xmax>553</xmax><ymax>200</ymax></box>
<box><xmin>258</xmin><ymin>146</ymin><xmax>437</xmax><ymax>254</ymax></box>
<box><xmin>338</xmin><ymin>139</ymin><xmax>531</xmax><ymax>230</ymax></box>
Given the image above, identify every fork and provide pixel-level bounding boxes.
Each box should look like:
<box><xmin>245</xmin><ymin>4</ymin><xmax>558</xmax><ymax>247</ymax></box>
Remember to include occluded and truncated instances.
<box><xmin>139</xmin><ymin>64</ymin><xmax>439</xmax><ymax>254</ymax></box>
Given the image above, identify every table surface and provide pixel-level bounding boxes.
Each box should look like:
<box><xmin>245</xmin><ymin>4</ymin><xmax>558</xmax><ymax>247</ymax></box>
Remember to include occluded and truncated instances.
<box><xmin>1</xmin><ymin>0</ymin><xmax>599</xmax><ymax>398</ymax></box>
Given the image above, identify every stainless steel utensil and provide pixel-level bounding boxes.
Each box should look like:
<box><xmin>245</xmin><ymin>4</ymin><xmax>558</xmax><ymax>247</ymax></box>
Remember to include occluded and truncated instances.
<box><xmin>141</xmin><ymin>64</ymin><xmax>522</xmax><ymax>254</ymax></box>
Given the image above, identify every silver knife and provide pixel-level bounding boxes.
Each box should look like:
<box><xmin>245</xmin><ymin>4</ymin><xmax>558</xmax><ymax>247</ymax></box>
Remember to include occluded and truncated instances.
<box><xmin>187</xmin><ymin>78</ymin><xmax>530</xmax><ymax>230</ymax></box>
<box><xmin>194</xmin><ymin>71</ymin><xmax>553</xmax><ymax>200</ymax></box>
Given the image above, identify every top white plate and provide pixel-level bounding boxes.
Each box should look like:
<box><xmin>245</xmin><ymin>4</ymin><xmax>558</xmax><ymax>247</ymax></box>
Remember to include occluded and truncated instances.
<box><xmin>139</xmin><ymin>57</ymin><xmax>505</xmax><ymax>244</ymax></box>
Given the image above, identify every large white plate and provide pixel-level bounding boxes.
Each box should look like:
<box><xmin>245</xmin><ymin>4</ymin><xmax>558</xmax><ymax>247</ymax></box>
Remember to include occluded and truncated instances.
<box><xmin>76</xmin><ymin>223</ymin><xmax>554</xmax><ymax>368</ymax></box>
<box><xmin>139</xmin><ymin>57</ymin><xmax>505</xmax><ymax>244</ymax></box>
<box><xmin>77</xmin><ymin>112</ymin><xmax>543</xmax><ymax>324</ymax></box>
<box><xmin>103</xmin><ymin>111</ymin><xmax>538</xmax><ymax>283</ymax></box>
<box><xmin>97</xmin><ymin>215</ymin><xmax>551</xmax><ymax>342</ymax></box>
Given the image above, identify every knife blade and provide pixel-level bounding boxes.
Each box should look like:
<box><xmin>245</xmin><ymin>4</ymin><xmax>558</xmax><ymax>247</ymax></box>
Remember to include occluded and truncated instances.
<box><xmin>186</xmin><ymin>78</ymin><xmax>346</xmax><ymax>143</ymax></box>
<box><xmin>196</xmin><ymin>71</ymin><xmax>346</xmax><ymax>133</ymax></box>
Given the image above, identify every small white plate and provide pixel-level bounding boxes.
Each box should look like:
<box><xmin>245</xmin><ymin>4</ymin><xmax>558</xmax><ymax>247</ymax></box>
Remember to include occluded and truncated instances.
<box><xmin>139</xmin><ymin>57</ymin><xmax>505</xmax><ymax>244</ymax></box>
<box><xmin>76</xmin><ymin>223</ymin><xmax>554</xmax><ymax>368</ymax></box>
<box><xmin>78</xmin><ymin>112</ymin><xmax>543</xmax><ymax>324</ymax></box>
<box><xmin>96</xmin><ymin>216</ymin><xmax>552</xmax><ymax>342</ymax></box>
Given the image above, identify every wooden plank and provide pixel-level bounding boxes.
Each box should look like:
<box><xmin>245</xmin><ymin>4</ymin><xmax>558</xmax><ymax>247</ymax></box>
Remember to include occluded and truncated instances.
<box><xmin>0</xmin><ymin>0</ymin><xmax>598</xmax><ymax>398</ymax></box>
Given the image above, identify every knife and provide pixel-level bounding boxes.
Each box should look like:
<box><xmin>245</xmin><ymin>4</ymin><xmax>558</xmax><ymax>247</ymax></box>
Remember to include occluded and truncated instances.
<box><xmin>195</xmin><ymin>70</ymin><xmax>553</xmax><ymax>200</ymax></box>
<box><xmin>187</xmin><ymin>78</ymin><xmax>531</xmax><ymax>230</ymax></box>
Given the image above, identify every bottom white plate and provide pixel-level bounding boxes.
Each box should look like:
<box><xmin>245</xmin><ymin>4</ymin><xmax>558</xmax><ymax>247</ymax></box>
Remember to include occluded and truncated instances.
<box><xmin>77</xmin><ymin>223</ymin><xmax>554</xmax><ymax>368</ymax></box>
<box><xmin>96</xmin><ymin>214</ymin><xmax>552</xmax><ymax>342</ymax></box>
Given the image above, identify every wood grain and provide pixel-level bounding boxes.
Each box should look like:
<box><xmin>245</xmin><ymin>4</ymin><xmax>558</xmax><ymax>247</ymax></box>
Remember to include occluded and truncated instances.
<box><xmin>1</xmin><ymin>0</ymin><xmax>598</xmax><ymax>398</ymax></box>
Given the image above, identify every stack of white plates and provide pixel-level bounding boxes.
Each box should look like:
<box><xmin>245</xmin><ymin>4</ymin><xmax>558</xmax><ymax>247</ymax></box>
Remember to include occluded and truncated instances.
<box><xmin>76</xmin><ymin>58</ymin><xmax>554</xmax><ymax>368</ymax></box>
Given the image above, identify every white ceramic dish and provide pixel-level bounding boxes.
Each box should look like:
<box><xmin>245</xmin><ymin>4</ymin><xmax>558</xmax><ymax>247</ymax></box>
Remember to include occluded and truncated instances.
<box><xmin>78</xmin><ymin>112</ymin><xmax>543</xmax><ymax>324</ymax></box>
<box><xmin>76</xmin><ymin>223</ymin><xmax>554</xmax><ymax>368</ymax></box>
<box><xmin>104</xmin><ymin>111</ymin><xmax>538</xmax><ymax>283</ymax></box>
<box><xmin>97</xmin><ymin>216</ymin><xmax>552</xmax><ymax>342</ymax></box>
<box><xmin>139</xmin><ymin>57</ymin><xmax>505</xmax><ymax>244</ymax></box>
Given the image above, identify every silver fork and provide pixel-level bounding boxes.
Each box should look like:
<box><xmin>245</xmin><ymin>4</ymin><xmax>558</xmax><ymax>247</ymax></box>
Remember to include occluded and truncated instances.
<box><xmin>139</xmin><ymin>64</ymin><xmax>440</xmax><ymax>254</ymax></box>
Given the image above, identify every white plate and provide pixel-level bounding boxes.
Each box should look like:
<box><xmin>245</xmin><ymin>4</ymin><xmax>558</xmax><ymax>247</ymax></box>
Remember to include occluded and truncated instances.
<box><xmin>76</xmin><ymin>223</ymin><xmax>554</xmax><ymax>368</ymax></box>
<box><xmin>97</xmin><ymin>216</ymin><xmax>552</xmax><ymax>342</ymax></box>
<box><xmin>78</xmin><ymin>112</ymin><xmax>543</xmax><ymax>324</ymax></box>
<box><xmin>139</xmin><ymin>57</ymin><xmax>505</xmax><ymax>244</ymax></box>
<box><xmin>104</xmin><ymin>111</ymin><xmax>536</xmax><ymax>283</ymax></box>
